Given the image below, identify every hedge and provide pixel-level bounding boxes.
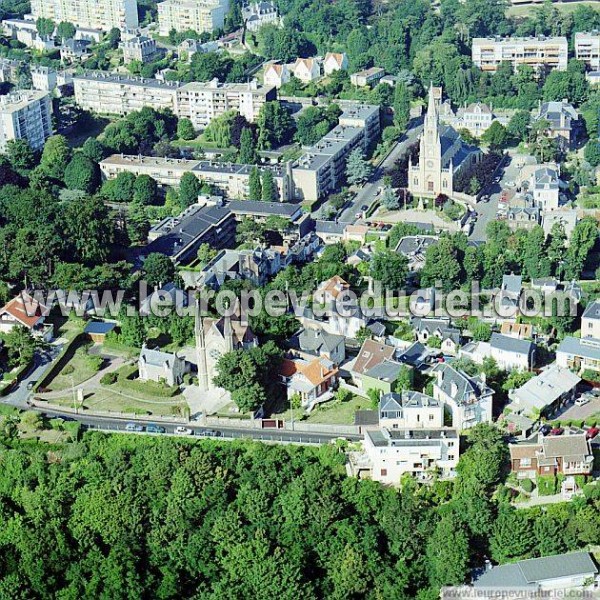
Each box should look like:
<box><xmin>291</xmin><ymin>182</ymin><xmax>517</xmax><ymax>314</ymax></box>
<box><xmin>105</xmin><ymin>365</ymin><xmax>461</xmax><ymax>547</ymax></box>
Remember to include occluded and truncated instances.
<box><xmin>521</xmin><ymin>478</ymin><xmax>534</xmax><ymax>493</ymax></box>
<box><xmin>0</xmin><ymin>361</ymin><xmax>32</xmax><ymax>396</ymax></box>
<box><xmin>537</xmin><ymin>475</ymin><xmax>558</xmax><ymax>496</ymax></box>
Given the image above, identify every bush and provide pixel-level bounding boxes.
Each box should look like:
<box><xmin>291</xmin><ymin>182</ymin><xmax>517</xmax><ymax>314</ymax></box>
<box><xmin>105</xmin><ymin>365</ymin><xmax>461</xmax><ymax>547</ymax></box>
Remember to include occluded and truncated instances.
<box><xmin>87</xmin><ymin>355</ymin><xmax>104</xmax><ymax>372</ymax></box>
<box><xmin>521</xmin><ymin>478</ymin><xmax>534</xmax><ymax>493</ymax></box>
<box><xmin>62</xmin><ymin>364</ymin><xmax>75</xmax><ymax>375</ymax></box>
<box><xmin>537</xmin><ymin>475</ymin><xmax>558</xmax><ymax>496</ymax></box>
<box><xmin>100</xmin><ymin>372</ymin><xmax>118</xmax><ymax>385</ymax></box>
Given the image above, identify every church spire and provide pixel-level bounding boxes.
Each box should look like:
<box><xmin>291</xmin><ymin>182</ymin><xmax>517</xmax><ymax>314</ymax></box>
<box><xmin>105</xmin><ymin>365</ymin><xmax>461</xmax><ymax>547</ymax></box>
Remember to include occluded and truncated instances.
<box><xmin>194</xmin><ymin>294</ymin><xmax>209</xmax><ymax>391</ymax></box>
<box><xmin>427</xmin><ymin>82</ymin><xmax>438</xmax><ymax>120</ymax></box>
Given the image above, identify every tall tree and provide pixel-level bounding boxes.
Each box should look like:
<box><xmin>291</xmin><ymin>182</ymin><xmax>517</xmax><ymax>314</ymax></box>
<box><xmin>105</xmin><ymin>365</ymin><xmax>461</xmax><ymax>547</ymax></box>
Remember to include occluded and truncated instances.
<box><xmin>35</xmin><ymin>17</ymin><xmax>55</xmax><ymax>37</ymax></box>
<box><xmin>426</xmin><ymin>515</ymin><xmax>470</xmax><ymax>588</ymax></box>
<box><xmin>178</xmin><ymin>172</ymin><xmax>203</xmax><ymax>208</ymax></box>
<box><xmin>261</xmin><ymin>169</ymin><xmax>276</xmax><ymax>201</ymax></box>
<box><xmin>63</xmin><ymin>153</ymin><xmax>101</xmax><ymax>193</ymax></box>
<box><xmin>345</xmin><ymin>148</ymin><xmax>373</xmax><ymax>185</ymax></box>
<box><xmin>142</xmin><ymin>253</ymin><xmax>175</xmax><ymax>287</ymax></box>
<box><xmin>393</xmin><ymin>83</ymin><xmax>411</xmax><ymax>130</ymax></box>
<box><xmin>248</xmin><ymin>167</ymin><xmax>262</xmax><ymax>200</ymax></box>
<box><xmin>40</xmin><ymin>135</ymin><xmax>71</xmax><ymax>180</ymax></box>
<box><xmin>238</xmin><ymin>127</ymin><xmax>258</xmax><ymax>164</ymax></box>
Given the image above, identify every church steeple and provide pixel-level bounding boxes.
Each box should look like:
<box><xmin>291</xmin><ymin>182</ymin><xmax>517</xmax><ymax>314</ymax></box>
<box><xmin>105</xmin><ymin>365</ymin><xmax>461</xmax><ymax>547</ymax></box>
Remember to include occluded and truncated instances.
<box><xmin>424</xmin><ymin>83</ymin><xmax>439</xmax><ymax>135</ymax></box>
<box><xmin>194</xmin><ymin>294</ymin><xmax>209</xmax><ymax>391</ymax></box>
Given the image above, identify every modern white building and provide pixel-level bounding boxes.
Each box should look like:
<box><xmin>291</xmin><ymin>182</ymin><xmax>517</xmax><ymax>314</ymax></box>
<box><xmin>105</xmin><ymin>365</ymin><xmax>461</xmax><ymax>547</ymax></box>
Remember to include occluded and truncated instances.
<box><xmin>157</xmin><ymin>0</ymin><xmax>229</xmax><ymax>36</ymax></box>
<box><xmin>379</xmin><ymin>391</ymin><xmax>445</xmax><ymax>429</ymax></box>
<box><xmin>472</xmin><ymin>36</ymin><xmax>568</xmax><ymax>73</ymax></box>
<box><xmin>575</xmin><ymin>31</ymin><xmax>600</xmax><ymax>71</ymax></box>
<box><xmin>30</xmin><ymin>0</ymin><xmax>138</xmax><ymax>31</ymax></box>
<box><xmin>350</xmin><ymin>67</ymin><xmax>385</xmax><ymax>87</ymax></box>
<box><xmin>459</xmin><ymin>333</ymin><xmax>535</xmax><ymax>371</ymax></box>
<box><xmin>0</xmin><ymin>90</ymin><xmax>53</xmax><ymax>153</ymax></box>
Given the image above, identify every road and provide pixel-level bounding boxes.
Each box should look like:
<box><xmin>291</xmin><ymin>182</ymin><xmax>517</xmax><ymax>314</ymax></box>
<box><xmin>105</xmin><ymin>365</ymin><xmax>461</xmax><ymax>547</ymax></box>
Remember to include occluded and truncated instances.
<box><xmin>34</xmin><ymin>408</ymin><xmax>362</xmax><ymax>445</ymax></box>
<box><xmin>338</xmin><ymin>118</ymin><xmax>423</xmax><ymax>224</ymax></box>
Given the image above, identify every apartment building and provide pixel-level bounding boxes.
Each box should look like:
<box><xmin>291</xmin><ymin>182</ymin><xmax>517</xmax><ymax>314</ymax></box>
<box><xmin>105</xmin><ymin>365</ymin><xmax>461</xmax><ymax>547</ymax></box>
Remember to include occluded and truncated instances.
<box><xmin>30</xmin><ymin>0</ymin><xmax>138</xmax><ymax>31</ymax></box>
<box><xmin>575</xmin><ymin>31</ymin><xmax>600</xmax><ymax>71</ymax></box>
<box><xmin>472</xmin><ymin>36</ymin><xmax>568</xmax><ymax>73</ymax></box>
<box><xmin>73</xmin><ymin>72</ymin><xmax>180</xmax><ymax>115</ymax></box>
<box><xmin>350</xmin><ymin>67</ymin><xmax>385</xmax><ymax>87</ymax></box>
<box><xmin>0</xmin><ymin>90</ymin><xmax>53</xmax><ymax>153</ymax></box>
<box><xmin>176</xmin><ymin>79</ymin><xmax>276</xmax><ymax>127</ymax></box>
<box><xmin>99</xmin><ymin>154</ymin><xmax>293</xmax><ymax>200</ymax></box>
<box><xmin>157</xmin><ymin>0</ymin><xmax>229</xmax><ymax>36</ymax></box>
<box><xmin>291</xmin><ymin>102</ymin><xmax>380</xmax><ymax>201</ymax></box>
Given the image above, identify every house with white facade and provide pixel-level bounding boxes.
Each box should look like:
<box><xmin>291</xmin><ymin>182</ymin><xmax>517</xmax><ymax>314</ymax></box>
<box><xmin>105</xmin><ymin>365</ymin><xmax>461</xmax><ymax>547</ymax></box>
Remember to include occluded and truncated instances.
<box><xmin>556</xmin><ymin>336</ymin><xmax>600</xmax><ymax>373</ymax></box>
<box><xmin>581</xmin><ymin>300</ymin><xmax>600</xmax><ymax>340</ymax></box>
<box><xmin>292</xmin><ymin>58</ymin><xmax>320</xmax><ymax>82</ymax></box>
<box><xmin>323</xmin><ymin>52</ymin><xmax>348</xmax><ymax>75</ymax></box>
<box><xmin>431</xmin><ymin>363</ymin><xmax>493</xmax><ymax>430</ymax></box>
<box><xmin>263</xmin><ymin>61</ymin><xmax>290</xmax><ymax>88</ymax></box>
<box><xmin>459</xmin><ymin>333</ymin><xmax>535</xmax><ymax>371</ymax></box>
<box><xmin>242</xmin><ymin>1</ymin><xmax>281</xmax><ymax>32</ymax></box>
<box><xmin>379</xmin><ymin>391</ymin><xmax>445</xmax><ymax>429</ymax></box>
<box><xmin>411</xmin><ymin>317</ymin><xmax>461</xmax><ymax>355</ymax></box>
<box><xmin>530</xmin><ymin>166</ymin><xmax>561</xmax><ymax>211</ymax></box>
<box><xmin>138</xmin><ymin>344</ymin><xmax>185</xmax><ymax>386</ymax></box>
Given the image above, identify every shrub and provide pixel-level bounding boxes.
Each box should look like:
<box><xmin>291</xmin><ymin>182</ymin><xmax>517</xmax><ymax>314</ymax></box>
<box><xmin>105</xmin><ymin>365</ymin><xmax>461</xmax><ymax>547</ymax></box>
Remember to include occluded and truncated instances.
<box><xmin>537</xmin><ymin>475</ymin><xmax>557</xmax><ymax>496</ymax></box>
<box><xmin>521</xmin><ymin>478</ymin><xmax>534</xmax><ymax>493</ymax></box>
<box><xmin>100</xmin><ymin>372</ymin><xmax>118</xmax><ymax>385</ymax></box>
<box><xmin>87</xmin><ymin>355</ymin><xmax>104</xmax><ymax>372</ymax></box>
<box><xmin>62</xmin><ymin>364</ymin><xmax>75</xmax><ymax>375</ymax></box>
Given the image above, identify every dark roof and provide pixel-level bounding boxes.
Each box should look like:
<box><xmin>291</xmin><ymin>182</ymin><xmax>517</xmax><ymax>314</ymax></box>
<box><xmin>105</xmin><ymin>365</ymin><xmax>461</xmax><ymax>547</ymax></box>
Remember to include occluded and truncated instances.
<box><xmin>354</xmin><ymin>409</ymin><xmax>379</xmax><ymax>426</ymax></box>
<box><xmin>432</xmin><ymin>363</ymin><xmax>491</xmax><ymax>404</ymax></box>
<box><xmin>583</xmin><ymin>300</ymin><xmax>600</xmax><ymax>321</ymax></box>
<box><xmin>396</xmin><ymin>341</ymin><xmax>428</xmax><ymax>367</ymax></box>
<box><xmin>227</xmin><ymin>200</ymin><xmax>302</xmax><ymax>219</ymax></box>
<box><xmin>84</xmin><ymin>321</ymin><xmax>116</xmax><ymax>334</ymax></box>
<box><xmin>490</xmin><ymin>333</ymin><xmax>534</xmax><ymax>355</ymax></box>
<box><xmin>364</xmin><ymin>359</ymin><xmax>405</xmax><ymax>382</ymax></box>
<box><xmin>315</xmin><ymin>220</ymin><xmax>345</xmax><ymax>235</ymax></box>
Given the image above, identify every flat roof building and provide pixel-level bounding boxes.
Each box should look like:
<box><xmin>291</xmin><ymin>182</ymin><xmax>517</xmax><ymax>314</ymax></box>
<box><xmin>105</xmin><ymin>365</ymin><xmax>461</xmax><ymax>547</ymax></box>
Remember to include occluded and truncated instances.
<box><xmin>31</xmin><ymin>0</ymin><xmax>138</xmax><ymax>31</ymax></box>
<box><xmin>158</xmin><ymin>0</ymin><xmax>229</xmax><ymax>36</ymax></box>
<box><xmin>575</xmin><ymin>31</ymin><xmax>600</xmax><ymax>71</ymax></box>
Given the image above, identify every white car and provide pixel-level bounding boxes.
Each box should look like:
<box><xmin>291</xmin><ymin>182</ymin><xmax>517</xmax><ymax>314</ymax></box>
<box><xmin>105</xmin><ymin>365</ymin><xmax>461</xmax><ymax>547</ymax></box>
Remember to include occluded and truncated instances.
<box><xmin>575</xmin><ymin>396</ymin><xmax>590</xmax><ymax>407</ymax></box>
<box><xmin>174</xmin><ymin>426</ymin><xmax>193</xmax><ymax>435</ymax></box>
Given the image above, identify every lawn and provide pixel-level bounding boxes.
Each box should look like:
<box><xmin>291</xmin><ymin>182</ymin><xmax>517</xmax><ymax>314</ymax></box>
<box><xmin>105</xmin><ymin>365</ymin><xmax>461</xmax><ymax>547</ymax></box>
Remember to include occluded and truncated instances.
<box><xmin>48</xmin><ymin>346</ymin><xmax>103</xmax><ymax>391</ymax></box>
<box><xmin>275</xmin><ymin>394</ymin><xmax>373</xmax><ymax>425</ymax></box>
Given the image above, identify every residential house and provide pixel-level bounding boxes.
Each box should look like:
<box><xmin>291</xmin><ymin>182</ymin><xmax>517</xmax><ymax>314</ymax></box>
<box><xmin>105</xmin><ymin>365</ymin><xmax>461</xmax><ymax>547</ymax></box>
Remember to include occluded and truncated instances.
<box><xmin>431</xmin><ymin>363</ymin><xmax>494</xmax><ymax>430</ymax></box>
<box><xmin>323</xmin><ymin>52</ymin><xmax>348</xmax><ymax>75</ymax></box>
<box><xmin>263</xmin><ymin>61</ymin><xmax>290</xmax><ymax>88</ymax></box>
<box><xmin>530</xmin><ymin>166</ymin><xmax>561</xmax><ymax>211</ymax></box>
<box><xmin>138</xmin><ymin>344</ymin><xmax>185</xmax><ymax>386</ymax></box>
<box><xmin>556</xmin><ymin>336</ymin><xmax>600</xmax><ymax>373</ymax></box>
<box><xmin>288</xmin><ymin>327</ymin><xmax>346</xmax><ymax>365</ymax></box>
<box><xmin>280</xmin><ymin>356</ymin><xmax>338</xmax><ymax>408</ymax></box>
<box><xmin>507</xmin><ymin>206</ymin><xmax>540</xmax><ymax>231</ymax></box>
<box><xmin>357</xmin><ymin>427</ymin><xmax>459</xmax><ymax>484</ymax></box>
<box><xmin>350</xmin><ymin>339</ymin><xmax>407</xmax><ymax>396</ymax></box>
<box><xmin>459</xmin><ymin>333</ymin><xmax>535</xmax><ymax>371</ymax></box>
<box><xmin>350</xmin><ymin>67</ymin><xmax>385</xmax><ymax>87</ymax></box>
<box><xmin>581</xmin><ymin>300</ymin><xmax>600</xmax><ymax>340</ymax></box>
<box><xmin>139</xmin><ymin>282</ymin><xmax>187</xmax><ymax>317</ymax></box>
<box><xmin>411</xmin><ymin>317</ymin><xmax>461</xmax><ymax>355</ymax></box>
<box><xmin>379</xmin><ymin>391</ymin><xmax>444</xmax><ymax>429</ymax></box>
<box><xmin>292</xmin><ymin>58</ymin><xmax>320</xmax><ymax>82</ymax></box>
<box><xmin>120</xmin><ymin>34</ymin><xmax>163</xmax><ymax>64</ymax></box>
<box><xmin>474</xmin><ymin>552</ymin><xmax>598</xmax><ymax>592</ymax></box>
<box><xmin>535</xmin><ymin>100</ymin><xmax>580</xmax><ymax>150</ymax></box>
<box><xmin>507</xmin><ymin>363</ymin><xmax>581</xmax><ymax>418</ymax></box>
<box><xmin>395</xmin><ymin>235</ymin><xmax>438</xmax><ymax>273</ymax></box>
<box><xmin>0</xmin><ymin>292</ymin><xmax>51</xmax><ymax>339</ymax></box>
<box><xmin>242</xmin><ymin>1</ymin><xmax>281</xmax><ymax>32</ymax></box>
<box><xmin>509</xmin><ymin>434</ymin><xmax>594</xmax><ymax>479</ymax></box>
<box><xmin>314</xmin><ymin>275</ymin><xmax>350</xmax><ymax>305</ymax></box>
<box><xmin>60</xmin><ymin>39</ymin><xmax>92</xmax><ymax>63</ymax></box>
<box><xmin>395</xmin><ymin>341</ymin><xmax>430</xmax><ymax>370</ymax></box>
<box><xmin>499</xmin><ymin>273</ymin><xmax>522</xmax><ymax>311</ymax></box>
<box><xmin>500</xmin><ymin>321</ymin><xmax>534</xmax><ymax>340</ymax></box>
<box><xmin>531</xmin><ymin>277</ymin><xmax>558</xmax><ymax>293</ymax></box>
<box><xmin>454</xmin><ymin>102</ymin><xmax>494</xmax><ymax>138</ymax></box>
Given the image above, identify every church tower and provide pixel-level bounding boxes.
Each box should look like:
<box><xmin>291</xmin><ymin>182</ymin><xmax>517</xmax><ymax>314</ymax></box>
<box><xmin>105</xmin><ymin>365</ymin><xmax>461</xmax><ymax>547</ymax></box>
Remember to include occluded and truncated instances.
<box><xmin>418</xmin><ymin>83</ymin><xmax>443</xmax><ymax>194</ymax></box>
<box><xmin>194</xmin><ymin>296</ymin><xmax>210</xmax><ymax>391</ymax></box>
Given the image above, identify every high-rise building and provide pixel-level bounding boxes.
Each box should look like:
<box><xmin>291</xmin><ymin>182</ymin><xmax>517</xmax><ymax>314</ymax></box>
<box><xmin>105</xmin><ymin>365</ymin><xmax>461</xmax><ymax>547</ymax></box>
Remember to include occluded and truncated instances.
<box><xmin>30</xmin><ymin>0</ymin><xmax>138</xmax><ymax>32</ymax></box>
<box><xmin>157</xmin><ymin>0</ymin><xmax>229</xmax><ymax>36</ymax></box>
<box><xmin>0</xmin><ymin>90</ymin><xmax>53</xmax><ymax>153</ymax></box>
<box><xmin>575</xmin><ymin>31</ymin><xmax>600</xmax><ymax>71</ymax></box>
<box><xmin>472</xmin><ymin>36</ymin><xmax>568</xmax><ymax>73</ymax></box>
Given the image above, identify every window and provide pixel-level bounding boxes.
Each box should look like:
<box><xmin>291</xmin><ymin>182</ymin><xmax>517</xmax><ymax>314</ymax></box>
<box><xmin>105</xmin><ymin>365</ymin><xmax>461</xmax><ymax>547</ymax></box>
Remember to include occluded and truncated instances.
<box><xmin>429</xmin><ymin>414</ymin><xmax>435</xmax><ymax>420</ymax></box>
<box><xmin>520</xmin><ymin>458</ymin><xmax>531</xmax><ymax>467</ymax></box>
<box><xmin>380</xmin><ymin>469</ymin><xmax>387</xmax><ymax>477</ymax></box>
<box><xmin>449</xmin><ymin>454</ymin><xmax>455</xmax><ymax>460</ymax></box>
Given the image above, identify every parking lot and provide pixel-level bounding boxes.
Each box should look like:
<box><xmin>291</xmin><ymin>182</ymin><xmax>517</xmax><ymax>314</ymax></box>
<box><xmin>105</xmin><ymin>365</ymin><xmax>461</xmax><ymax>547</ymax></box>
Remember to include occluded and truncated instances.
<box><xmin>555</xmin><ymin>394</ymin><xmax>600</xmax><ymax>423</ymax></box>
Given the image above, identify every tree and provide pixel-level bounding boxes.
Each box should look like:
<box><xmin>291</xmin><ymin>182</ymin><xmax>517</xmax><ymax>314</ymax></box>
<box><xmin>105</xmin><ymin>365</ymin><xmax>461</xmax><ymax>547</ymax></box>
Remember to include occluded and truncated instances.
<box><xmin>506</xmin><ymin>110</ymin><xmax>529</xmax><ymax>142</ymax></box>
<box><xmin>178</xmin><ymin>172</ymin><xmax>202</xmax><ymax>208</ymax></box>
<box><xmin>355</xmin><ymin>326</ymin><xmax>372</xmax><ymax>345</ymax></box>
<box><xmin>370</xmin><ymin>251</ymin><xmax>408</xmax><ymax>290</ymax></box>
<box><xmin>565</xmin><ymin>217</ymin><xmax>598</xmax><ymax>280</ymax></box>
<box><xmin>106</xmin><ymin>27</ymin><xmax>121</xmax><ymax>49</ymax></box>
<box><xmin>420</xmin><ymin>237</ymin><xmax>462</xmax><ymax>293</ymax></box>
<box><xmin>81</xmin><ymin>138</ymin><xmax>106</xmax><ymax>162</ymax></box>
<box><xmin>133</xmin><ymin>175</ymin><xmax>157</xmax><ymax>205</ymax></box>
<box><xmin>256</xmin><ymin>102</ymin><xmax>296</xmax><ymax>149</ymax></box>
<box><xmin>238</xmin><ymin>127</ymin><xmax>258</xmax><ymax>165</ymax></box>
<box><xmin>203</xmin><ymin>111</ymin><xmax>237</xmax><ymax>148</ymax></box>
<box><xmin>56</xmin><ymin>21</ymin><xmax>75</xmax><ymax>40</ymax></box>
<box><xmin>584</xmin><ymin>140</ymin><xmax>600</xmax><ymax>168</ymax></box>
<box><xmin>63</xmin><ymin>153</ymin><xmax>101</xmax><ymax>193</ymax></box>
<box><xmin>126</xmin><ymin>202</ymin><xmax>150</xmax><ymax>245</ymax></box>
<box><xmin>5</xmin><ymin>325</ymin><xmax>36</xmax><ymax>366</ymax></box>
<box><xmin>40</xmin><ymin>135</ymin><xmax>71</xmax><ymax>180</ymax></box>
<box><xmin>380</xmin><ymin>187</ymin><xmax>399</xmax><ymax>210</ymax></box>
<box><xmin>481</xmin><ymin>121</ymin><xmax>508</xmax><ymax>149</ymax></box>
<box><xmin>36</xmin><ymin>17</ymin><xmax>55</xmax><ymax>37</ymax></box>
<box><xmin>142</xmin><ymin>253</ymin><xmax>175</xmax><ymax>287</ymax></box>
<box><xmin>248</xmin><ymin>167</ymin><xmax>262</xmax><ymax>201</ymax></box>
<box><xmin>345</xmin><ymin>148</ymin><xmax>373</xmax><ymax>186</ymax></box>
<box><xmin>101</xmin><ymin>171</ymin><xmax>137</xmax><ymax>202</ymax></box>
<box><xmin>471</xmin><ymin>321</ymin><xmax>492</xmax><ymax>342</ymax></box>
<box><xmin>5</xmin><ymin>139</ymin><xmax>36</xmax><ymax>174</ymax></box>
<box><xmin>177</xmin><ymin>117</ymin><xmax>195</xmax><ymax>141</ymax></box>
<box><xmin>197</xmin><ymin>243</ymin><xmax>218</xmax><ymax>266</ymax></box>
<box><xmin>393</xmin><ymin>82</ymin><xmax>411</xmax><ymax>130</ymax></box>
<box><xmin>426</xmin><ymin>515</ymin><xmax>470</xmax><ymax>588</ymax></box>
<box><xmin>119</xmin><ymin>311</ymin><xmax>146</xmax><ymax>347</ymax></box>
<box><xmin>261</xmin><ymin>169</ymin><xmax>276</xmax><ymax>201</ymax></box>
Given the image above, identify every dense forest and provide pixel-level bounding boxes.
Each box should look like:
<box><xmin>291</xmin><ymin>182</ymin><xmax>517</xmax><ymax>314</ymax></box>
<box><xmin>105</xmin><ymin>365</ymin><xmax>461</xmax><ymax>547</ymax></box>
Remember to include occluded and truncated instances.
<box><xmin>0</xmin><ymin>425</ymin><xmax>598</xmax><ymax>599</ymax></box>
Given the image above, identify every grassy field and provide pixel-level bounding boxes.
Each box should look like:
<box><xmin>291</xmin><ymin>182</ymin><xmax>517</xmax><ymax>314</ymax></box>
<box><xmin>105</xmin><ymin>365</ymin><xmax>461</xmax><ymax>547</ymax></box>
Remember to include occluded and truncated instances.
<box><xmin>275</xmin><ymin>394</ymin><xmax>372</xmax><ymax>425</ymax></box>
<box><xmin>46</xmin><ymin>346</ymin><xmax>102</xmax><ymax>392</ymax></box>
<box><xmin>507</xmin><ymin>0</ymin><xmax>600</xmax><ymax>16</ymax></box>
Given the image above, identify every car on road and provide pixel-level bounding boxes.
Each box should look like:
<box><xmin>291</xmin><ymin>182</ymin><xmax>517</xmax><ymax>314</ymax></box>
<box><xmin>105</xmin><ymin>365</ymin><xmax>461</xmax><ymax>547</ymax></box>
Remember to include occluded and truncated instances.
<box><xmin>125</xmin><ymin>423</ymin><xmax>144</xmax><ymax>432</ymax></box>
<box><xmin>575</xmin><ymin>396</ymin><xmax>590</xmax><ymax>407</ymax></box>
<box><xmin>147</xmin><ymin>424</ymin><xmax>166</xmax><ymax>433</ymax></box>
<box><xmin>26</xmin><ymin>380</ymin><xmax>36</xmax><ymax>390</ymax></box>
<box><xmin>586</xmin><ymin>427</ymin><xmax>599</xmax><ymax>440</ymax></box>
<box><xmin>198</xmin><ymin>429</ymin><xmax>221</xmax><ymax>437</ymax></box>
<box><xmin>174</xmin><ymin>426</ymin><xmax>193</xmax><ymax>435</ymax></box>
<box><xmin>480</xmin><ymin>195</ymin><xmax>490</xmax><ymax>203</ymax></box>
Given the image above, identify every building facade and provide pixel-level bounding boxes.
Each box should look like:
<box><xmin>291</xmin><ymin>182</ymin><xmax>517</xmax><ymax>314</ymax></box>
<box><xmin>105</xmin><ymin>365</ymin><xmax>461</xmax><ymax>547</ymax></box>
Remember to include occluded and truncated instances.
<box><xmin>158</xmin><ymin>0</ymin><xmax>229</xmax><ymax>35</ymax></box>
<box><xmin>30</xmin><ymin>0</ymin><xmax>138</xmax><ymax>31</ymax></box>
<box><xmin>575</xmin><ymin>31</ymin><xmax>600</xmax><ymax>71</ymax></box>
<box><xmin>0</xmin><ymin>90</ymin><xmax>53</xmax><ymax>153</ymax></box>
<box><xmin>242</xmin><ymin>1</ymin><xmax>281</xmax><ymax>32</ymax></box>
<box><xmin>472</xmin><ymin>36</ymin><xmax>568</xmax><ymax>73</ymax></box>
<box><xmin>120</xmin><ymin>35</ymin><xmax>162</xmax><ymax>64</ymax></box>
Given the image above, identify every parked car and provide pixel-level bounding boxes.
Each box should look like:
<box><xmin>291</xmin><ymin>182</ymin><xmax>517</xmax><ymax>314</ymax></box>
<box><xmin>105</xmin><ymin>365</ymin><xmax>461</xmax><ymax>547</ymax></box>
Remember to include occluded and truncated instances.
<box><xmin>550</xmin><ymin>427</ymin><xmax>564</xmax><ymax>436</ymax></box>
<box><xmin>174</xmin><ymin>426</ymin><xmax>193</xmax><ymax>435</ymax></box>
<box><xmin>199</xmin><ymin>429</ymin><xmax>221</xmax><ymax>437</ymax></box>
<box><xmin>147</xmin><ymin>424</ymin><xmax>166</xmax><ymax>433</ymax></box>
<box><xmin>575</xmin><ymin>396</ymin><xmax>590</xmax><ymax>407</ymax></box>
<box><xmin>125</xmin><ymin>423</ymin><xmax>144</xmax><ymax>432</ymax></box>
<box><xmin>586</xmin><ymin>427</ymin><xmax>599</xmax><ymax>440</ymax></box>
<box><xmin>26</xmin><ymin>380</ymin><xmax>36</xmax><ymax>390</ymax></box>
<box><xmin>539</xmin><ymin>424</ymin><xmax>552</xmax><ymax>436</ymax></box>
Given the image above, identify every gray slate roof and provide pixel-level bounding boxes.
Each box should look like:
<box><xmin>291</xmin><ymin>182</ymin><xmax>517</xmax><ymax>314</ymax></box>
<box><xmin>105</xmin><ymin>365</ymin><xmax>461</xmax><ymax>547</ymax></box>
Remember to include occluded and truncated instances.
<box><xmin>557</xmin><ymin>336</ymin><xmax>600</xmax><ymax>361</ymax></box>
<box><xmin>582</xmin><ymin>300</ymin><xmax>600</xmax><ymax>321</ymax></box>
<box><xmin>490</xmin><ymin>332</ymin><xmax>534</xmax><ymax>355</ymax></box>
<box><xmin>432</xmin><ymin>363</ymin><xmax>491</xmax><ymax>404</ymax></box>
<box><xmin>292</xmin><ymin>328</ymin><xmax>345</xmax><ymax>356</ymax></box>
<box><xmin>315</xmin><ymin>220</ymin><xmax>345</xmax><ymax>235</ymax></box>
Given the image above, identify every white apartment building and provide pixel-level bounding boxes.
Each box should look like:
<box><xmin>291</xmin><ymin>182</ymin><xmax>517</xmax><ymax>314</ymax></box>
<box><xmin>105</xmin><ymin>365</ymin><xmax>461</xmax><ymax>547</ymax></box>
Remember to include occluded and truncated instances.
<box><xmin>530</xmin><ymin>166</ymin><xmax>560</xmax><ymax>211</ymax></box>
<box><xmin>73</xmin><ymin>72</ymin><xmax>180</xmax><ymax>115</ymax></box>
<box><xmin>176</xmin><ymin>78</ymin><xmax>276</xmax><ymax>128</ymax></box>
<box><xmin>362</xmin><ymin>428</ymin><xmax>459</xmax><ymax>485</ymax></box>
<box><xmin>292</xmin><ymin>102</ymin><xmax>380</xmax><ymax>201</ymax></box>
<box><xmin>0</xmin><ymin>90</ymin><xmax>53</xmax><ymax>153</ymax></box>
<box><xmin>472</xmin><ymin>36</ymin><xmax>568</xmax><ymax>73</ymax></box>
<box><xmin>575</xmin><ymin>31</ymin><xmax>600</xmax><ymax>71</ymax></box>
<box><xmin>30</xmin><ymin>0</ymin><xmax>138</xmax><ymax>31</ymax></box>
<box><xmin>157</xmin><ymin>0</ymin><xmax>229</xmax><ymax>36</ymax></box>
<box><xmin>99</xmin><ymin>154</ymin><xmax>293</xmax><ymax>200</ymax></box>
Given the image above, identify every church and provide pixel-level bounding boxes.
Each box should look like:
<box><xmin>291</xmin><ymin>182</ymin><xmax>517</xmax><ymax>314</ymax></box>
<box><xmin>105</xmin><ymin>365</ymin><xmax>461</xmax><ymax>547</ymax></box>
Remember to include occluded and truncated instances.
<box><xmin>408</xmin><ymin>85</ymin><xmax>482</xmax><ymax>197</ymax></box>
